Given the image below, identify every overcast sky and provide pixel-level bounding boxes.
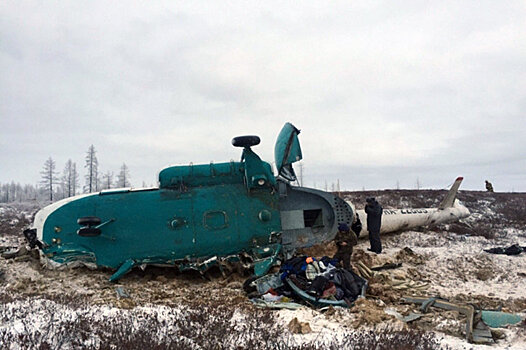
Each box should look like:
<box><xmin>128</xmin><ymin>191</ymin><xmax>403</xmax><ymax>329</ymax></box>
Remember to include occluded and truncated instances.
<box><xmin>1</xmin><ymin>1</ymin><xmax>525</xmax><ymax>192</ymax></box>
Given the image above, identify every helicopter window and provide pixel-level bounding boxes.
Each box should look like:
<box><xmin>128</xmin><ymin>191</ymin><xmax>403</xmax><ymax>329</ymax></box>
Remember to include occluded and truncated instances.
<box><xmin>204</xmin><ymin>211</ymin><xmax>229</xmax><ymax>230</ymax></box>
<box><xmin>303</xmin><ymin>209</ymin><xmax>323</xmax><ymax>228</ymax></box>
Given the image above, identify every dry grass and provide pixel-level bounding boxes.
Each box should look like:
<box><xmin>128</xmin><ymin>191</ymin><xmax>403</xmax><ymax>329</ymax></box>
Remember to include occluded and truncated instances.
<box><xmin>0</xmin><ymin>297</ymin><xmax>446</xmax><ymax>350</ymax></box>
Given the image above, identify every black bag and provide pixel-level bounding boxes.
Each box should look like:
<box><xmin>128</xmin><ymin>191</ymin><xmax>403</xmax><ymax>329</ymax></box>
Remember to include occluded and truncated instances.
<box><xmin>332</xmin><ymin>269</ymin><xmax>361</xmax><ymax>299</ymax></box>
<box><xmin>307</xmin><ymin>276</ymin><xmax>329</xmax><ymax>298</ymax></box>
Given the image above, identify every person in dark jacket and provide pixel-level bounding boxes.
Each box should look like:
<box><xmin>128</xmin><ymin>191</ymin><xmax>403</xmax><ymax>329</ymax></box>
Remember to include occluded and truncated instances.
<box><xmin>333</xmin><ymin>223</ymin><xmax>358</xmax><ymax>270</ymax></box>
<box><xmin>351</xmin><ymin>213</ymin><xmax>362</xmax><ymax>238</ymax></box>
<box><xmin>485</xmin><ymin>180</ymin><xmax>494</xmax><ymax>192</ymax></box>
<box><xmin>365</xmin><ymin>197</ymin><xmax>382</xmax><ymax>253</ymax></box>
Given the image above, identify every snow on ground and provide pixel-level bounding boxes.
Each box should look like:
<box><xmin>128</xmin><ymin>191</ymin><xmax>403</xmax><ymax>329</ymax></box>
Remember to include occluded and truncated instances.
<box><xmin>277</xmin><ymin>228</ymin><xmax>526</xmax><ymax>349</ymax></box>
<box><xmin>1</xmin><ymin>192</ymin><xmax>525</xmax><ymax>349</ymax></box>
<box><xmin>385</xmin><ymin>230</ymin><xmax>526</xmax><ymax>300</ymax></box>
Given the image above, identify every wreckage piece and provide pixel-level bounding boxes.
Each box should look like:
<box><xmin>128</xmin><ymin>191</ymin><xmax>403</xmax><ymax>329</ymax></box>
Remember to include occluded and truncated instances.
<box><xmin>384</xmin><ymin>309</ymin><xmax>423</xmax><ymax>323</ymax></box>
<box><xmin>356</xmin><ymin>261</ymin><xmax>374</xmax><ymax>279</ymax></box>
<box><xmin>285</xmin><ymin>275</ymin><xmax>368</xmax><ymax>309</ymax></box>
<box><xmin>286</xmin><ymin>277</ymin><xmax>349</xmax><ymax>308</ymax></box>
<box><xmin>484</xmin><ymin>244</ymin><xmax>526</xmax><ymax>256</ymax></box>
<box><xmin>24</xmin><ymin>123</ymin><xmax>354</xmax><ymax>281</ymax></box>
<box><xmin>370</xmin><ymin>262</ymin><xmax>402</xmax><ymax>271</ymax></box>
<box><xmin>0</xmin><ymin>246</ymin><xmax>25</xmax><ymax>259</ymax></box>
<box><xmin>246</xmin><ymin>272</ymin><xmax>284</xmax><ymax>295</ymax></box>
<box><xmin>115</xmin><ymin>286</ymin><xmax>130</xmax><ymax>299</ymax></box>
<box><xmin>247</xmin><ymin>268</ymin><xmax>367</xmax><ymax>309</ymax></box>
<box><xmin>402</xmin><ymin>296</ymin><xmax>494</xmax><ymax>344</ymax></box>
<box><xmin>250</xmin><ymin>298</ymin><xmax>304</xmax><ymax>310</ymax></box>
<box><xmin>350</xmin><ymin>177</ymin><xmax>470</xmax><ymax>238</ymax></box>
<box><xmin>23</xmin><ymin>121</ymin><xmax>469</xmax><ymax>282</ymax></box>
<box><xmin>481</xmin><ymin>311</ymin><xmax>523</xmax><ymax>328</ymax></box>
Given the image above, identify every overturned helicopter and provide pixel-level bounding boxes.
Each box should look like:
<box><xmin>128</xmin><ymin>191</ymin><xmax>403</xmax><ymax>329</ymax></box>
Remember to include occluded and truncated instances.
<box><xmin>24</xmin><ymin>123</ymin><xmax>469</xmax><ymax>281</ymax></box>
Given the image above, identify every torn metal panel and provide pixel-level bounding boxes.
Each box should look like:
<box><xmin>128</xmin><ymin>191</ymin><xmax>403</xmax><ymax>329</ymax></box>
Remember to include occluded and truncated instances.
<box><xmin>385</xmin><ymin>309</ymin><xmax>423</xmax><ymax>323</ymax></box>
<box><xmin>481</xmin><ymin>310</ymin><xmax>523</xmax><ymax>328</ymax></box>
<box><xmin>402</xmin><ymin>296</ymin><xmax>495</xmax><ymax>344</ymax></box>
<box><xmin>177</xmin><ymin>244</ymin><xmax>282</xmax><ymax>278</ymax></box>
<box><xmin>250</xmin><ymin>298</ymin><xmax>303</xmax><ymax>310</ymax></box>
<box><xmin>274</xmin><ymin>122</ymin><xmax>302</xmax><ymax>182</ymax></box>
<box><xmin>285</xmin><ymin>276</ymin><xmax>367</xmax><ymax>309</ymax></box>
<box><xmin>249</xmin><ymin>273</ymin><xmax>284</xmax><ymax>295</ymax></box>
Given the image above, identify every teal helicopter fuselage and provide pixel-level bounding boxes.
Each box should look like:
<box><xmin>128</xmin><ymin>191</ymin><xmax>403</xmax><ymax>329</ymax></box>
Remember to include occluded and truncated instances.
<box><xmin>25</xmin><ymin>123</ymin><xmax>354</xmax><ymax>281</ymax></box>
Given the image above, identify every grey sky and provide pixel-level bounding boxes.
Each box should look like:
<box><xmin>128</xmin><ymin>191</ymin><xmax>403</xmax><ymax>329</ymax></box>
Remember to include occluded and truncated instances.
<box><xmin>1</xmin><ymin>1</ymin><xmax>525</xmax><ymax>192</ymax></box>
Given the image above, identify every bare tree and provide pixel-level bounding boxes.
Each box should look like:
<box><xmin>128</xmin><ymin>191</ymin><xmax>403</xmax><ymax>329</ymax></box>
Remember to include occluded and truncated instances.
<box><xmin>0</xmin><ymin>183</ymin><xmax>7</xmax><ymax>202</ymax></box>
<box><xmin>95</xmin><ymin>169</ymin><xmax>102</xmax><ymax>192</ymax></box>
<box><xmin>101</xmin><ymin>171</ymin><xmax>113</xmax><ymax>190</ymax></box>
<box><xmin>84</xmin><ymin>145</ymin><xmax>99</xmax><ymax>193</ymax></box>
<box><xmin>0</xmin><ymin>182</ymin><xmax>39</xmax><ymax>202</ymax></box>
<box><xmin>62</xmin><ymin>159</ymin><xmax>79</xmax><ymax>198</ymax></box>
<box><xmin>116</xmin><ymin>163</ymin><xmax>131</xmax><ymax>188</ymax></box>
<box><xmin>23</xmin><ymin>183</ymin><xmax>37</xmax><ymax>200</ymax></box>
<box><xmin>40</xmin><ymin>157</ymin><xmax>59</xmax><ymax>201</ymax></box>
<box><xmin>71</xmin><ymin>162</ymin><xmax>79</xmax><ymax>195</ymax></box>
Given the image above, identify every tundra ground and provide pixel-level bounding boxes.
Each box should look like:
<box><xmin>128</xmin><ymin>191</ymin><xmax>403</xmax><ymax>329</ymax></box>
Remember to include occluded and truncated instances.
<box><xmin>1</xmin><ymin>190</ymin><xmax>525</xmax><ymax>349</ymax></box>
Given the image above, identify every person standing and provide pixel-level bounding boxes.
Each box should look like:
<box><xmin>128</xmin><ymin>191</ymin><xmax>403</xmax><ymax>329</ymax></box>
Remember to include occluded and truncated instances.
<box><xmin>351</xmin><ymin>213</ymin><xmax>362</xmax><ymax>238</ymax></box>
<box><xmin>365</xmin><ymin>197</ymin><xmax>383</xmax><ymax>254</ymax></box>
<box><xmin>485</xmin><ymin>180</ymin><xmax>494</xmax><ymax>192</ymax></box>
<box><xmin>333</xmin><ymin>223</ymin><xmax>358</xmax><ymax>270</ymax></box>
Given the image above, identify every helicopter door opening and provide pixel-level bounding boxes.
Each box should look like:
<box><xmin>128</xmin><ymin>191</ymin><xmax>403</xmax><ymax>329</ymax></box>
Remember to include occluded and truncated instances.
<box><xmin>281</xmin><ymin>208</ymin><xmax>324</xmax><ymax>230</ymax></box>
<box><xmin>303</xmin><ymin>209</ymin><xmax>323</xmax><ymax>228</ymax></box>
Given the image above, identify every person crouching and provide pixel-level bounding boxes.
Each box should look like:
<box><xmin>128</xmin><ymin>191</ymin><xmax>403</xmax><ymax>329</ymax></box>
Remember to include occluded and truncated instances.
<box><xmin>333</xmin><ymin>223</ymin><xmax>358</xmax><ymax>270</ymax></box>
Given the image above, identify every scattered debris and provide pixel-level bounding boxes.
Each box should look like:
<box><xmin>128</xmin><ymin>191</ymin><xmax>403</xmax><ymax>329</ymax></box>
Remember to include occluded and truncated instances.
<box><xmin>247</xmin><ymin>273</ymin><xmax>283</xmax><ymax>295</ymax></box>
<box><xmin>355</xmin><ymin>260</ymin><xmax>375</xmax><ymax>279</ymax></box>
<box><xmin>248</xmin><ymin>256</ymin><xmax>367</xmax><ymax>309</ymax></box>
<box><xmin>1</xmin><ymin>245</ymin><xmax>27</xmax><ymax>259</ymax></box>
<box><xmin>395</xmin><ymin>247</ymin><xmax>425</xmax><ymax>265</ymax></box>
<box><xmin>2</xmin><ymin>190</ymin><xmax>526</xmax><ymax>348</ymax></box>
<box><xmin>481</xmin><ymin>310</ymin><xmax>523</xmax><ymax>328</ymax></box>
<box><xmin>287</xmin><ymin>317</ymin><xmax>312</xmax><ymax>334</ymax></box>
<box><xmin>401</xmin><ymin>296</ymin><xmax>510</xmax><ymax>345</ymax></box>
<box><xmin>484</xmin><ymin>244</ymin><xmax>526</xmax><ymax>256</ymax></box>
<box><xmin>350</xmin><ymin>298</ymin><xmax>393</xmax><ymax>327</ymax></box>
<box><xmin>251</xmin><ymin>299</ymin><xmax>303</xmax><ymax>310</ymax></box>
<box><xmin>371</xmin><ymin>262</ymin><xmax>403</xmax><ymax>271</ymax></box>
<box><xmin>115</xmin><ymin>287</ymin><xmax>130</xmax><ymax>299</ymax></box>
<box><xmin>385</xmin><ymin>308</ymin><xmax>423</xmax><ymax>323</ymax></box>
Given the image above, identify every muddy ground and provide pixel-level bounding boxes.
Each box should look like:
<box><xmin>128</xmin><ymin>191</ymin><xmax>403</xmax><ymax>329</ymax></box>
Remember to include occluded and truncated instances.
<box><xmin>0</xmin><ymin>190</ymin><xmax>525</xmax><ymax>349</ymax></box>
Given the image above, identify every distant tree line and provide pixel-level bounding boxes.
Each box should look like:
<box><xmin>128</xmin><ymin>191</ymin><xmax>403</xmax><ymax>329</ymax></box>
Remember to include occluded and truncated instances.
<box><xmin>0</xmin><ymin>182</ymin><xmax>40</xmax><ymax>203</ymax></box>
<box><xmin>0</xmin><ymin>145</ymin><xmax>132</xmax><ymax>203</ymax></box>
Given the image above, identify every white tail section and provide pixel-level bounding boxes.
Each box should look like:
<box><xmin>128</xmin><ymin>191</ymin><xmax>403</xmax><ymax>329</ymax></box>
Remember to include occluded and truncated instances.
<box><xmin>438</xmin><ymin>177</ymin><xmax>464</xmax><ymax>209</ymax></box>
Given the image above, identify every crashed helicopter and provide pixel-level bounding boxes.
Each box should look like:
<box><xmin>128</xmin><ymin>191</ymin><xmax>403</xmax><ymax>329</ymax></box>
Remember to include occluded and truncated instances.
<box><xmin>23</xmin><ymin>123</ymin><xmax>470</xmax><ymax>282</ymax></box>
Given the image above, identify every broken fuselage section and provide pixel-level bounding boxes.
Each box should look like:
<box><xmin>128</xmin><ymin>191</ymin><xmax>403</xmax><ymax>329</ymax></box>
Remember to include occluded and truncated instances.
<box><xmin>350</xmin><ymin>177</ymin><xmax>470</xmax><ymax>238</ymax></box>
<box><xmin>24</xmin><ymin>123</ymin><xmax>354</xmax><ymax>281</ymax></box>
